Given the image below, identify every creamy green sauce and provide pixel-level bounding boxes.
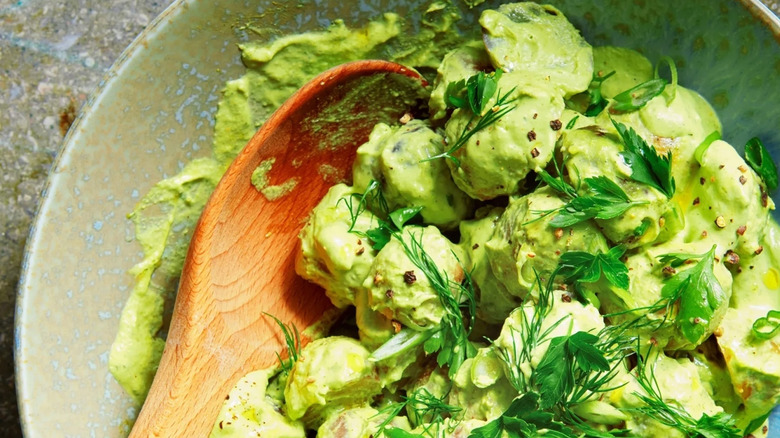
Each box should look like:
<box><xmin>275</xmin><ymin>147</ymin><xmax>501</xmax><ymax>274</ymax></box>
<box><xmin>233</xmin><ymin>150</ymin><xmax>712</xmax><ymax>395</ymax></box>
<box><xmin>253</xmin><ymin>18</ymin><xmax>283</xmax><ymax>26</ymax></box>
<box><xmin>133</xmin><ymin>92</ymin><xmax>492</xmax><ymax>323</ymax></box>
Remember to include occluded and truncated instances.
<box><xmin>110</xmin><ymin>2</ymin><xmax>779</xmax><ymax>437</ymax></box>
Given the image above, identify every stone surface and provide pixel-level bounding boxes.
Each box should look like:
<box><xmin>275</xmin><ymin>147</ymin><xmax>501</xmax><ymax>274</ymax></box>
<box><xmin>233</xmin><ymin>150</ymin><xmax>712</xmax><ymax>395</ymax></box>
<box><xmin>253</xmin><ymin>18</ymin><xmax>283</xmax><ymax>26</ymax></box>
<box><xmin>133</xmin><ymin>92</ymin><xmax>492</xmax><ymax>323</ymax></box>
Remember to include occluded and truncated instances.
<box><xmin>0</xmin><ymin>1</ymin><xmax>174</xmax><ymax>436</ymax></box>
<box><xmin>0</xmin><ymin>1</ymin><xmax>778</xmax><ymax>437</ymax></box>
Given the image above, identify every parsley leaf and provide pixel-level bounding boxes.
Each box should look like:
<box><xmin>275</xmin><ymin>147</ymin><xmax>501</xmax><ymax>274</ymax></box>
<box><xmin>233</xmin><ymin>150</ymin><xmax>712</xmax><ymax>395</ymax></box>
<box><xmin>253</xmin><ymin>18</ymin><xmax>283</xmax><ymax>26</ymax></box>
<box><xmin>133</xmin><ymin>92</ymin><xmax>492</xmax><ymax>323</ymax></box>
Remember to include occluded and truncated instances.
<box><xmin>745</xmin><ymin>137</ymin><xmax>779</xmax><ymax>191</ymax></box>
<box><xmin>533</xmin><ymin>332</ymin><xmax>611</xmax><ymax>409</ymax></box>
<box><xmin>430</xmin><ymin>70</ymin><xmax>516</xmax><ymax>166</ymax></box>
<box><xmin>557</xmin><ymin>245</ymin><xmax>629</xmax><ymax>304</ymax></box>
<box><xmin>365</xmin><ymin>206</ymin><xmax>422</xmax><ymax>251</ymax></box>
<box><xmin>469</xmin><ymin>393</ymin><xmax>576</xmax><ymax>438</ymax></box>
<box><xmin>546</xmin><ymin>176</ymin><xmax>649</xmax><ymax>228</ymax></box>
<box><xmin>534</xmin><ymin>336</ymin><xmax>573</xmax><ymax>409</ymax></box>
<box><xmin>612</xmin><ymin>119</ymin><xmax>675</xmax><ymax>198</ymax></box>
<box><xmin>610</xmin><ymin>78</ymin><xmax>667</xmax><ymax>112</ymax></box>
<box><xmin>659</xmin><ymin>245</ymin><xmax>727</xmax><ymax>344</ymax></box>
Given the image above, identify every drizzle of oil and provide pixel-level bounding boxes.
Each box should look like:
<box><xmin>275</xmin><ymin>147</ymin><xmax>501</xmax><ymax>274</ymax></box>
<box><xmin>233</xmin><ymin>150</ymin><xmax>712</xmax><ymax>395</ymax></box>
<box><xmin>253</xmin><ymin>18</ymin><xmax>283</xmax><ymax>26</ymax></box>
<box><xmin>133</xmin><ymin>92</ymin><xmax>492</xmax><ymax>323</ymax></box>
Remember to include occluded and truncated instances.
<box><xmin>762</xmin><ymin>267</ymin><xmax>780</xmax><ymax>290</ymax></box>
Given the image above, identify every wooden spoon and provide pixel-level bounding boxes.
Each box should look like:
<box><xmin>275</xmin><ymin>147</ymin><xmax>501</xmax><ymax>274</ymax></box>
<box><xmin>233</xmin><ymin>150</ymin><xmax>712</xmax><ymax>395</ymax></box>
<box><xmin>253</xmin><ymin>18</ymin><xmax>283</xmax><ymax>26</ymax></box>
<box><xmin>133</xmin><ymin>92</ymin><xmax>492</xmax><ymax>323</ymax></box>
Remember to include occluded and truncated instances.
<box><xmin>129</xmin><ymin>60</ymin><xmax>427</xmax><ymax>437</ymax></box>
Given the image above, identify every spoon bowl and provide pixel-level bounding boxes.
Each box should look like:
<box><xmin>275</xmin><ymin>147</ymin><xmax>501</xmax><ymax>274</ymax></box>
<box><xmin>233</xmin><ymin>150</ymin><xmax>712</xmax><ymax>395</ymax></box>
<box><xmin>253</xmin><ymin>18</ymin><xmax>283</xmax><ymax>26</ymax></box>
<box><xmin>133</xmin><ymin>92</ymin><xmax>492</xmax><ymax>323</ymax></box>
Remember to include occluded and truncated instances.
<box><xmin>129</xmin><ymin>60</ymin><xmax>427</xmax><ymax>437</ymax></box>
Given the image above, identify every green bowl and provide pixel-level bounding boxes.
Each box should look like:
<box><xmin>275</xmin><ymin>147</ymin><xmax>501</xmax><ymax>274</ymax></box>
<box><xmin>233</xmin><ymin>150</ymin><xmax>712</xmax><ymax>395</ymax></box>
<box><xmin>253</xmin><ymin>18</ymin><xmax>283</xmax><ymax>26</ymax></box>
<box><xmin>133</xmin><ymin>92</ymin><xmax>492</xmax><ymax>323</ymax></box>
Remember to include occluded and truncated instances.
<box><xmin>15</xmin><ymin>0</ymin><xmax>780</xmax><ymax>436</ymax></box>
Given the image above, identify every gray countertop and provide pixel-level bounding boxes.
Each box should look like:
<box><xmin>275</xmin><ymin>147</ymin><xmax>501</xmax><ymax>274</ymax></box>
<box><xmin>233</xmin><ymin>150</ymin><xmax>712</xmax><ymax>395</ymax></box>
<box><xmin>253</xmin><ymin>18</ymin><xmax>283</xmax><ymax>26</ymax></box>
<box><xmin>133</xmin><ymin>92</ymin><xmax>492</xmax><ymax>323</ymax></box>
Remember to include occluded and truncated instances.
<box><xmin>1</xmin><ymin>0</ymin><xmax>778</xmax><ymax>436</ymax></box>
<box><xmin>0</xmin><ymin>1</ymin><xmax>174</xmax><ymax>436</ymax></box>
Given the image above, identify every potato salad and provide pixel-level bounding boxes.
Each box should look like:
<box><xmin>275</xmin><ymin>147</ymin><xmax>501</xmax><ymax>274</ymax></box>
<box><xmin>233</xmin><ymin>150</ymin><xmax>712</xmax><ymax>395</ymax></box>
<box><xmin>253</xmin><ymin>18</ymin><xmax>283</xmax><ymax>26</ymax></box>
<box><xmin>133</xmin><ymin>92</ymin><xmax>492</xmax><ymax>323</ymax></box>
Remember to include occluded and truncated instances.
<box><xmin>203</xmin><ymin>3</ymin><xmax>780</xmax><ymax>437</ymax></box>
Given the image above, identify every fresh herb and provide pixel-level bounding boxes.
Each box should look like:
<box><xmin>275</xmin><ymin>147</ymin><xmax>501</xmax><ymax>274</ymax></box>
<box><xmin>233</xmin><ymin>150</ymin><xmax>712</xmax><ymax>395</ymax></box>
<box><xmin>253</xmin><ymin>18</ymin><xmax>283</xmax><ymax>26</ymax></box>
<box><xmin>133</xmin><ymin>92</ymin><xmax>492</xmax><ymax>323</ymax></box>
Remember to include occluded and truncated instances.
<box><xmin>613</xmin><ymin>119</ymin><xmax>675</xmax><ymax>198</ymax></box>
<box><xmin>375</xmin><ymin>388</ymin><xmax>462</xmax><ymax>438</ymax></box>
<box><xmin>743</xmin><ymin>411</ymin><xmax>772</xmax><ymax>437</ymax></box>
<box><xmin>340</xmin><ymin>179</ymin><xmax>422</xmax><ymax>251</ymax></box>
<box><xmin>469</xmin><ymin>392</ymin><xmax>575</xmax><ymax>438</ymax></box>
<box><xmin>658</xmin><ymin>245</ymin><xmax>727</xmax><ymax>344</ymax></box>
<box><xmin>532</xmin><ymin>332</ymin><xmax>611</xmax><ymax>409</ymax></box>
<box><xmin>495</xmin><ymin>272</ymin><xmax>562</xmax><ymax>392</ymax></box>
<box><xmin>446</xmin><ymin>69</ymin><xmax>502</xmax><ymax>115</ymax></box>
<box><xmin>657</xmin><ymin>251</ymin><xmax>707</xmax><ymax>268</ymax></box>
<box><xmin>365</xmin><ymin>206</ymin><xmax>424</xmax><ymax>251</ymax></box>
<box><xmin>339</xmin><ymin>179</ymin><xmax>389</xmax><ymax>234</ymax></box>
<box><xmin>368</xmin><ymin>228</ymin><xmax>476</xmax><ymax>377</ymax></box>
<box><xmin>565</xmin><ymin>115</ymin><xmax>579</xmax><ymax>130</ymax></box>
<box><xmin>751</xmin><ymin>309</ymin><xmax>780</xmax><ymax>340</ymax></box>
<box><xmin>584</xmin><ymin>71</ymin><xmax>616</xmax><ymax>117</ymax></box>
<box><xmin>693</xmin><ymin>130</ymin><xmax>721</xmax><ymax>165</ymax></box>
<box><xmin>401</xmin><ymin>230</ymin><xmax>476</xmax><ymax>377</ymax></box>
<box><xmin>610</xmin><ymin>78</ymin><xmax>667</xmax><ymax>112</ymax></box>
<box><xmin>631</xmin><ymin>350</ymin><xmax>741</xmax><ymax>438</ymax></box>
<box><xmin>745</xmin><ymin>137</ymin><xmax>779</xmax><ymax>191</ymax></box>
<box><xmin>557</xmin><ymin>245</ymin><xmax>629</xmax><ymax>305</ymax></box>
<box><xmin>263</xmin><ymin>313</ymin><xmax>300</xmax><ymax>373</ymax></box>
<box><xmin>343</xmin><ymin>183</ymin><xmax>475</xmax><ymax>376</ymax></box>
<box><xmin>533</xmin><ymin>172</ymin><xmax>649</xmax><ymax>228</ymax></box>
<box><xmin>428</xmin><ymin>70</ymin><xmax>516</xmax><ymax>166</ymax></box>
<box><xmin>633</xmin><ymin>218</ymin><xmax>652</xmax><ymax>237</ymax></box>
<box><xmin>487</xmin><ymin>325</ymin><xmax>634</xmax><ymax>438</ymax></box>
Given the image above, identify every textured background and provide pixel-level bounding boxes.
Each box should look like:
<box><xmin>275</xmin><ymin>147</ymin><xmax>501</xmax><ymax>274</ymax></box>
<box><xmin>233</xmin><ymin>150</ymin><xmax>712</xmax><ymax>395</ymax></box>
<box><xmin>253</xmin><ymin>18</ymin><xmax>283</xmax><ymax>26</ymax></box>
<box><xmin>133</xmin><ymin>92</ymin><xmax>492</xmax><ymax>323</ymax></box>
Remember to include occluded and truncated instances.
<box><xmin>0</xmin><ymin>0</ymin><xmax>778</xmax><ymax>436</ymax></box>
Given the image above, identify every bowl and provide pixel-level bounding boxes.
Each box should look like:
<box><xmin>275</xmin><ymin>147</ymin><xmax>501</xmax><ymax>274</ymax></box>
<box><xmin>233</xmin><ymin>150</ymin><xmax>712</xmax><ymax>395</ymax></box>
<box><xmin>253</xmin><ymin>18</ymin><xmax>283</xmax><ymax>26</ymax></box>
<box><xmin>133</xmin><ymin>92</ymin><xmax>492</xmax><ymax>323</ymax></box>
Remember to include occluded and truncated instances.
<box><xmin>15</xmin><ymin>0</ymin><xmax>780</xmax><ymax>436</ymax></box>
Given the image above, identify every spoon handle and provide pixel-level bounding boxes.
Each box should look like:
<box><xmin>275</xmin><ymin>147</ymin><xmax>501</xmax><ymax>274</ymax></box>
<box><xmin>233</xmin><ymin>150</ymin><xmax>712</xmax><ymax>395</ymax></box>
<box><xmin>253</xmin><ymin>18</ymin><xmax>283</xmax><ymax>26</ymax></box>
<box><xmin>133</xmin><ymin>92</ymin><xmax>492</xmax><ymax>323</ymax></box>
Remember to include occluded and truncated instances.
<box><xmin>129</xmin><ymin>60</ymin><xmax>427</xmax><ymax>437</ymax></box>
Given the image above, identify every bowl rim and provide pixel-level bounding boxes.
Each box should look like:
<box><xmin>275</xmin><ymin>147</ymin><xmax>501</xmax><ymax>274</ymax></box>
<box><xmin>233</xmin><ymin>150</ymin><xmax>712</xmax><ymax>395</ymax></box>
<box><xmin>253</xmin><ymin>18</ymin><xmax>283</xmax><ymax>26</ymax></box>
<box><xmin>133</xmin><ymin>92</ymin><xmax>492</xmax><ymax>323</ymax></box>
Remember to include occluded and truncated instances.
<box><xmin>13</xmin><ymin>0</ymin><xmax>780</xmax><ymax>436</ymax></box>
<box><xmin>13</xmin><ymin>0</ymin><xmax>186</xmax><ymax>435</ymax></box>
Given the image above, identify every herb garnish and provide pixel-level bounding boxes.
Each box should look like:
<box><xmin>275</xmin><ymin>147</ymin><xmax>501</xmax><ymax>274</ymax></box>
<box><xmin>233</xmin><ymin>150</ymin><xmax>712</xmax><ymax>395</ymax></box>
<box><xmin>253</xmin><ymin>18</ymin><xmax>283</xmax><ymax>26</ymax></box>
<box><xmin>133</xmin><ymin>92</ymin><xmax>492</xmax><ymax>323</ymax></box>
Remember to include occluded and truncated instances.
<box><xmin>402</xmin><ymin>231</ymin><xmax>477</xmax><ymax>376</ymax></box>
<box><xmin>612</xmin><ymin>119</ymin><xmax>675</xmax><ymax>198</ymax></box>
<box><xmin>263</xmin><ymin>313</ymin><xmax>300</xmax><ymax>373</ymax></box>
<box><xmin>427</xmin><ymin>70</ymin><xmax>516</xmax><ymax>166</ymax></box>
<box><xmin>495</xmin><ymin>272</ymin><xmax>561</xmax><ymax>392</ymax></box>
<box><xmin>340</xmin><ymin>180</ymin><xmax>421</xmax><ymax>251</ymax></box>
<box><xmin>657</xmin><ymin>245</ymin><xmax>726</xmax><ymax>344</ymax></box>
<box><xmin>744</xmin><ymin>137</ymin><xmax>779</xmax><ymax>191</ymax></box>
<box><xmin>486</xmin><ymin>323</ymin><xmax>635</xmax><ymax>437</ymax></box>
<box><xmin>375</xmin><ymin>387</ymin><xmax>462</xmax><ymax>438</ymax></box>
<box><xmin>631</xmin><ymin>349</ymin><xmax>741</xmax><ymax>438</ymax></box>
<box><xmin>751</xmin><ymin>309</ymin><xmax>780</xmax><ymax>340</ymax></box>
<box><xmin>364</xmin><ymin>229</ymin><xmax>476</xmax><ymax>377</ymax></box>
<box><xmin>345</xmin><ymin>182</ymin><xmax>476</xmax><ymax>376</ymax></box>
<box><xmin>469</xmin><ymin>392</ymin><xmax>575</xmax><ymax>438</ymax></box>
<box><xmin>611</xmin><ymin>78</ymin><xmax>667</xmax><ymax>113</ymax></box>
<box><xmin>557</xmin><ymin>245</ymin><xmax>629</xmax><ymax>306</ymax></box>
<box><xmin>583</xmin><ymin>70</ymin><xmax>616</xmax><ymax>116</ymax></box>
<box><xmin>532</xmin><ymin>169</ymin><xmax>649</xmax><ymax>228</ymax></box>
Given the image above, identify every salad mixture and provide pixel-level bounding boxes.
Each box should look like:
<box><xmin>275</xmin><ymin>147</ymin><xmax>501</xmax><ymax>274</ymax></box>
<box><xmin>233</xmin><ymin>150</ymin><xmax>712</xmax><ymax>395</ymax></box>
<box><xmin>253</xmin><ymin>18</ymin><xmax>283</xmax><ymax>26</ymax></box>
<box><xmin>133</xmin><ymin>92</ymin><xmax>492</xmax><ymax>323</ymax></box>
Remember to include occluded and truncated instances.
<box><xmin>108</xmin><ymin>2</ymin><xmax>780</xmax><ymax>437</ymax></box>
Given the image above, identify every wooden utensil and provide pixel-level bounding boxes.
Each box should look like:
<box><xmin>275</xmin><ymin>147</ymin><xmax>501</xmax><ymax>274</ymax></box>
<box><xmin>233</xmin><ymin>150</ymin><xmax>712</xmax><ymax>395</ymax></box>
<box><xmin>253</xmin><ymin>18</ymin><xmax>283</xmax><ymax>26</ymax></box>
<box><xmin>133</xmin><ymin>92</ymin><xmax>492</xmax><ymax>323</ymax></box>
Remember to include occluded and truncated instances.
<box><xmin>129</xmin><ymin>60</ymin><xmax>427</xmax><ymax>437</ymax></box>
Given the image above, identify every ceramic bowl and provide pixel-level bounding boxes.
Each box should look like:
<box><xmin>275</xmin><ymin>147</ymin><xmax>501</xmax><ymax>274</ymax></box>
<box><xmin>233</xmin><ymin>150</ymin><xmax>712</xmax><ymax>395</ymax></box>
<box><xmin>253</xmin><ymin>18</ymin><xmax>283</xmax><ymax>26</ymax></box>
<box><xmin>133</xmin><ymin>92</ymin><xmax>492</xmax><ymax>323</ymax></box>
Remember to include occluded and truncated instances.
<box><xmin>15</xmin><ymin>0</ymin><xmax>780</xmax><ymax>436</ymax></box>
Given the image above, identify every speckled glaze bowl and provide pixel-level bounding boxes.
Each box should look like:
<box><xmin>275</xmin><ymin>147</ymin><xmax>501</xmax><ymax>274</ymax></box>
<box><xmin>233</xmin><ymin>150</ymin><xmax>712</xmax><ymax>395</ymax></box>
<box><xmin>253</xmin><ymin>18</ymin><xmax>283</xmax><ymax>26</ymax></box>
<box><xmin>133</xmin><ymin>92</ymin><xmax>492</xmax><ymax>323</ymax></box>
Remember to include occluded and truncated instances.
<box><xmin>14</xmin><ymin>0</ymin><xmax>780</xmax><ymax>436</ymax></box>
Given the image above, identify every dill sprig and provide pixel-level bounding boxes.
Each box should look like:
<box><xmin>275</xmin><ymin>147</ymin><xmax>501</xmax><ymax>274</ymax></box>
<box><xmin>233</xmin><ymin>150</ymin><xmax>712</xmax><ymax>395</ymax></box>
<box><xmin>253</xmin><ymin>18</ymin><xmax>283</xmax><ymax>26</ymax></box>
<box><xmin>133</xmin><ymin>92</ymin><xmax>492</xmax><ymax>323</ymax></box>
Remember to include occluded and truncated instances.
<box><xmin>342</xmin><ymin>183</ymin><xmax>476</xmax><ymax>377</ymax></box>
<box><xmin>374</xmin><ymin>387</ymin><xmax>462</xmax><ymax>438</ymax></box>
<box><xmin>494</xmin><ymin>271</ymin><xmax>562</xmax><ymax>392</ymax></box>
<box><xmin>338</xmin><ymin>179</ymin><xmax>389</xmax><ymax>233</ymax></box>
<box><xmin>400</xmin><ymin>230</ymin><xmax>477</xmax><ymax>377</ymax></box>
<box><xmin>426</xmin><ymin>70</ymin><xmax>516</xmax><ymax>166</ymax></box>
<box><xmin>630</xmin><ymin>348</ymin><xmax>741</xmax><ymax>438</ymax></box>
<box><xmin>263</xmin><ymin>313</ymin><xmax>301</xmax><ymax>373</ymax></box>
